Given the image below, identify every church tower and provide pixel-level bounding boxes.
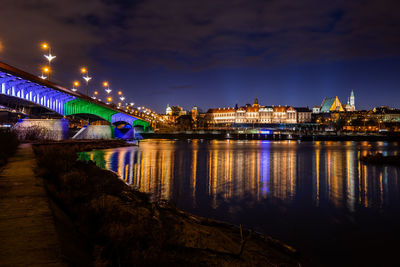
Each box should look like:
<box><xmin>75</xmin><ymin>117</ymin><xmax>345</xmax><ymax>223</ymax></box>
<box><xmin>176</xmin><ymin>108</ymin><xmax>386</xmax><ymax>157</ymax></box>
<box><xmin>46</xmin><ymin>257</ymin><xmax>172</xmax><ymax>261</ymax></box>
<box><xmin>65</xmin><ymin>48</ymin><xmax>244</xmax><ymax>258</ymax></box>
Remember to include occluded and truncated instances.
<box><xmin>253</xmin><ymin>97</ymin><xmax>259</xmax><ymax>107</ymax></box>
<box><xmin>345</xmin><ymin>90</ymin><xmax>356</xmax><ymax>111</ymax></box>
<box><xmin>350</xmin><ymin>90</ymin><xmax>355</xmax><ymax>108</ymax></box>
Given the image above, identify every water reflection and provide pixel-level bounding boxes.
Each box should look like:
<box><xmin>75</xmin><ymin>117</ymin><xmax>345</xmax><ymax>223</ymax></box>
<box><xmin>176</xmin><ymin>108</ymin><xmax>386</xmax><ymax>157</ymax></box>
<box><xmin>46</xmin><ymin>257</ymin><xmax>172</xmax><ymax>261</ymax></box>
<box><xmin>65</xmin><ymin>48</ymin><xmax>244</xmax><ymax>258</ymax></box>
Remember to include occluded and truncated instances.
<box><xmin>78</xmin><ymin>140</ymin><xmax>400</xmax><ymax>266</ymax></box>
<box><xmin>79</xmin><ymin>140</ymin><xmax>400</xmax><ymax>211</ymax></box>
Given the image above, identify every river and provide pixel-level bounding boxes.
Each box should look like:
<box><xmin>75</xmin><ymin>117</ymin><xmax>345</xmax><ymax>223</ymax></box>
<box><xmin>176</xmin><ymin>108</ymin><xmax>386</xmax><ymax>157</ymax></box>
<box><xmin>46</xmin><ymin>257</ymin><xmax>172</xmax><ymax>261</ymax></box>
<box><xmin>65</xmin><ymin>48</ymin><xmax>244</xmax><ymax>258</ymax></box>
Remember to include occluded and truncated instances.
<box><xmin>78</xmin><ymin>139</ymin><xmax>400</xmax><ymax>266</ymax></box>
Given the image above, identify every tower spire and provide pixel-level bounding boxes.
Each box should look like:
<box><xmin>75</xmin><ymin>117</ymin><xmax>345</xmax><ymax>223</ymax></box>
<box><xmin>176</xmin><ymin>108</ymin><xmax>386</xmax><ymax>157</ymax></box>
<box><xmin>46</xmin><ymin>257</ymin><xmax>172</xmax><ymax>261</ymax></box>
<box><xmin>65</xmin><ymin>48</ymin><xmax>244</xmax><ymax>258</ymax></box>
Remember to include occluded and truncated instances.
<box><xmin>253</xmin><ymin>97</ymin><xmax>259</xmax><ymax>107</ymax></box>
<box><xmin>350</xmin><ymin>90</ymin><xmax>355</xmax><ymax>108</ymax></box>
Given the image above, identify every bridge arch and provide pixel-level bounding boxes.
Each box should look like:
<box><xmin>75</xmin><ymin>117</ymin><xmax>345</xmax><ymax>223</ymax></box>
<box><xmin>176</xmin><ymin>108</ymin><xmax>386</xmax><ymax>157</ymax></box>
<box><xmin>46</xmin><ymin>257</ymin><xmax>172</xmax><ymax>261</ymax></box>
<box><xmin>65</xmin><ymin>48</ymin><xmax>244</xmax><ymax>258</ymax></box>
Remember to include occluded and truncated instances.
<box><xmin>1</xmin><ymin>62</ymin><xmax>151</xmax><ymax>136</ymax></box>
<box><xmin>65</xmin><ymin>99</ymin><xmax>118</xmax><ymax>122</ymax></box>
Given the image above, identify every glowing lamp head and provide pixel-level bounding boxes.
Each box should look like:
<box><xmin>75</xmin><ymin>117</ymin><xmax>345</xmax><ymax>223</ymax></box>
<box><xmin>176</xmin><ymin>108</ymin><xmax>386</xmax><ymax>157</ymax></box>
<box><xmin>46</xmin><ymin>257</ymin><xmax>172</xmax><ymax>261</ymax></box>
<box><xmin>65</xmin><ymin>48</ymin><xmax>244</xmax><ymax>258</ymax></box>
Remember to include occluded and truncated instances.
<box><xmin>80</xmin><ymin>67</ymin><xmax>87</xmax><ymax>74</ymax></box>
<box><xmin>103</xmin><ymin>81</ymin><xmax>109</xmax><ymax>87</ymax></box>
<box><xmin>118</xmin><ymin>91</ymin><xmax>122</xmax><ymax>95</ymax></box>
<box><xmin>43</xmin><ymin>67</ymin><xmax>50</xmax><ymax>73</ymax></box>
<box><xmin>94</xmin><ymin>91</ymin><xmax>98</xmax><ymax>95</ymax></box>
<box><xmin>73</xmin><ymin>81</ymin><xmax>79</xmax><ymax>87</ymax></box>
<box><xmin>107</xmin><ymin>97</ymin><xmax>112</xmax><ymax>102</ymax></box>
<box><xmin>42</xmin><ymin>43</ymin><xmax>48</xmax><ymax>49</ymax></box>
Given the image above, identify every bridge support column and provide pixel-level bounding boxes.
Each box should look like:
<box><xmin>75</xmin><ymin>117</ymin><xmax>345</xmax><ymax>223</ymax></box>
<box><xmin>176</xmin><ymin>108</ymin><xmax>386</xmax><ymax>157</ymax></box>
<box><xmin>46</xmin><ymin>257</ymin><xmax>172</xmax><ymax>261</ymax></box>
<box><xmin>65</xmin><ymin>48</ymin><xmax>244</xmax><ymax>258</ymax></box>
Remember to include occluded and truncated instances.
<box><xmin>13</xmin><ymin>118</ymin><xmax>69</xmax><ymax>140</ymax></box>
<box><xmin>72</xmin><ymin>125</ymin><xmax>114</xmax><ymax>140</ymax></box>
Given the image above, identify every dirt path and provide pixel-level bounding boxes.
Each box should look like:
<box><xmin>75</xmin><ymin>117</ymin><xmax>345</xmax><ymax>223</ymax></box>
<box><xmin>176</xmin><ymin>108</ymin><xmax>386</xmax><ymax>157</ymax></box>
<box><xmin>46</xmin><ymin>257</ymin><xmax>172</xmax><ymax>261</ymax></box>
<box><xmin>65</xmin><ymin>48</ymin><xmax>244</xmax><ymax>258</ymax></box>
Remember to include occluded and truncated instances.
<box><xmin>0</xmin><ymin>144</ymin><xmax>66</xmax><ymax>266</ymax></box>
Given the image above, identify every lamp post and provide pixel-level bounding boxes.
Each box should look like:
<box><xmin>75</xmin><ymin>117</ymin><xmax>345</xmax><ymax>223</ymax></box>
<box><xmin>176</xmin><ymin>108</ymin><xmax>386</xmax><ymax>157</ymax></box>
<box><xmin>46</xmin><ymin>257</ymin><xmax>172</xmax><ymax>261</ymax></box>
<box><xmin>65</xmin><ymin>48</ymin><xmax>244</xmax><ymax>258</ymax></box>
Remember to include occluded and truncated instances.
<box><xmin>41</xmin><ymin>43</ymin><xmax>56</xmax><ymax>80</ymax></box>
<box><xmin>40</xmin><ymin>66</ymin><xmax>50</xmax><ymax>80</ymax></box>
<box><xmin>41</xmin><ymin>66</ymin><xmax>50</xmax><ymax>80</ymax></box>
<box><xmin>80</xmin><ymin>67</ymin><xmax>92</xmax><ymax>96</ymax></box>
<box><xmin>129</xmin><ymin>102</ymin><xmax>134</xmax><ymax>113</ymax></box>
<box><xmin>103</xmin><ymin>81</ymin><xmax>112</xmax><ymax>94</ymax></box>
<box><xmin>72</xmin><ymin>81</ymin><xmax>79</xmax><ymax>92</ymax></box>
<box><xmin>118</xmin><ymin>90</ymin><xmax>125</xmax><ymax>101</ymax></box>
<box><xmin>103</xmin><ymin>81</ymin><xmax>111</xmax><ymax>103</ymax></box>
<box><xmin>93</xmin><ymin>90</ymin><xmax>98</xmax><ymax>99</ymax></box>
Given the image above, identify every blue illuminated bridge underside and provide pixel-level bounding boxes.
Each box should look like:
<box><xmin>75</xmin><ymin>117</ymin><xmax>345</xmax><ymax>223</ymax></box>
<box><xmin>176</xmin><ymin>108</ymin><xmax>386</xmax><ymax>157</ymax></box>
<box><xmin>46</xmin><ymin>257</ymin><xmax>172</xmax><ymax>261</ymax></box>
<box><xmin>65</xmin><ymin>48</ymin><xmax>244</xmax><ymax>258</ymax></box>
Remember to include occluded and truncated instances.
<box><xmin>0</xmin><ymin>61</ymin><xmax>149</xmax><ymax>128</ymax></box>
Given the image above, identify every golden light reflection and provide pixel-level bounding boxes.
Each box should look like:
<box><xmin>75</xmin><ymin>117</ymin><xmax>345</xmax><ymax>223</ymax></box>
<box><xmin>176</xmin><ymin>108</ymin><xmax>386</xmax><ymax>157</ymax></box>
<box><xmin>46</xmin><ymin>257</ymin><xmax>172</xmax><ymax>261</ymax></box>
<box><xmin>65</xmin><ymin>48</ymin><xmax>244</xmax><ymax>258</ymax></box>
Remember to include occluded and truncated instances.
<box><xmin>80</xmin><ymin>140</ymin><xmax>398</xmax><ymax>211</ymax></box>
<box><xmin>191</xmin><ymin>143</ymin><xmax>198</xmax><ymax>203</ymax></box>
<box><xmin>315</xmin><ymin>147</ymin><xmax>320</xmax><ymax>205</ymax></box>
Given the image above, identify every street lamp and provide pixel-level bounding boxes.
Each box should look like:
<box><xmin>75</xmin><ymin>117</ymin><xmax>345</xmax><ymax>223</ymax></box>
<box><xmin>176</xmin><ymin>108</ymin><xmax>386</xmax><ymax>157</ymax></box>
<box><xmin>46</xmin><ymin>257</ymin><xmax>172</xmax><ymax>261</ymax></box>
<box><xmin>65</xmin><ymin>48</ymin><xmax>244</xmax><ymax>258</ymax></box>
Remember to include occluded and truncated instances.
<box><xmin>81</xmin><ymin>67</ymin><xmax>92</xmax><ymax>96</ymax></box>
<box><xmin>41</xmin><ymin>43</ymin><xmax>56</xmax><ymax>80</ymax></box>
<box><xmin>40</xmin><ymin>66</ymin><xmax>50</xmax><ymax>80</ymax></box>
<box><xmin>72</xmin><ymin>81</ymin><xmax>79</xmax><ymax>92</ymax></box>
<box><xmin>92</xmin><ymin>90</ymin><xmax>98</xmax><ymax>99</ymax></box>
<box><xmin>103</xmin><ymin>81</ymin><xmax>112</xmax><ymax>94</ymax></box>
<box><xmin>117</xmin><ymin>90</ymin><xmax>126</xmax><ymax>104</ymax></box>
<box><xmin>106</xmin><ymin>96</ymin><xmax>112</xmax><ymax>105</ymax></box>
<box><xmin>39</xmin><ymin>66</ymin><xmax>50</xmax><ymax>80</ymax></box>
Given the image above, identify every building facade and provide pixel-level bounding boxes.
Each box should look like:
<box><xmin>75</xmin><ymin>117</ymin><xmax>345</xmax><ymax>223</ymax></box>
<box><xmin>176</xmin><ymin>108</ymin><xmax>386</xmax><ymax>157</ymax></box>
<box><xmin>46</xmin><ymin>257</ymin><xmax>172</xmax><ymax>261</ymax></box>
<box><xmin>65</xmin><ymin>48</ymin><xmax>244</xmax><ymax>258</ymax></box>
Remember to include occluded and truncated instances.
<box><xmin>344</xmin><ymin>90</ymin><xmax>356</xmax><ymax>111</ymax></box>
<box><xmin>319</xmin><ymin>96</ymin><xmax>344</xmax><ymax>113</ymax></box>
<box><xmin>207</xmin><ymin>98</ymin><xmax>312</xmax><ymax>125</ymax></box>
<box><xmin>316</xmin><ymin>91</ymin><xmax>356</xmax><ymax>114</ymax></box>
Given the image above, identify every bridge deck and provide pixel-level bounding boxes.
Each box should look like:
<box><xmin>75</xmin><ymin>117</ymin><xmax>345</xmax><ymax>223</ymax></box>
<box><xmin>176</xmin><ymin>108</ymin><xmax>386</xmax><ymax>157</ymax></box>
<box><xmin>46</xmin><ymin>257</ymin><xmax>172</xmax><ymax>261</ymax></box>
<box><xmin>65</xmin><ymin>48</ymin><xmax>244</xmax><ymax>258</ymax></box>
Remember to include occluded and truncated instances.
<box><xmin>0</xmin><ymin>60</ymin><xmax>148</xmax><ymax>125</ymax></box>
<box><xmin>0</xmin><ymin>144</ymin><xmax>66</xmax><ymax>266</ymax></box>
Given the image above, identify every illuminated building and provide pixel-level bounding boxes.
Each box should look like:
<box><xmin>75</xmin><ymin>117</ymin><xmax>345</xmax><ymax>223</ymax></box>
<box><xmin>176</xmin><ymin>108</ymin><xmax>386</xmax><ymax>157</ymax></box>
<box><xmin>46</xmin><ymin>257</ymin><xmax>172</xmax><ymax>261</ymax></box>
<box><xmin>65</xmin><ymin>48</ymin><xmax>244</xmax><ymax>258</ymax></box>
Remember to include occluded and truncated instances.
<box><xmin>165</xmin><ymin>104</ymin><xmax>187</xmax><ymax>122</ymax></box>
<box><xmin>295</xmin><ymin>107</ymin><xmax>313</xmax><ymax>123</ymax></box>
<box><xmin>313</xmin><ymin>106</ymin><xmax>320</xmax><ymax>114</ymax></box>
<box><xmin>207</xmin><ymin>98</ymin><xmax>312</xmax><ymax>125</ymax></box>
<box><xmin>320</xmin><ymin>96</ymin><xmax>344</xmax><ymax>113</ymax></box>
<box><xmin>166</xmin><ymin>104</ymin><xmax>186</xmax><ymax>116</ymax></box>
<box><xmin>343</xmin><ymin>90</ymin><xmax>356</xmax><ymax>111</ymax></box>
<box><xmin>191</xmin><ymin>106</ymin><xmax>198</xmax><ymax>121</ymax></box>
<box><xmin>319</xmin><ymin>91</ymin><xmax>355</xmax><ymax>113</ymax></box>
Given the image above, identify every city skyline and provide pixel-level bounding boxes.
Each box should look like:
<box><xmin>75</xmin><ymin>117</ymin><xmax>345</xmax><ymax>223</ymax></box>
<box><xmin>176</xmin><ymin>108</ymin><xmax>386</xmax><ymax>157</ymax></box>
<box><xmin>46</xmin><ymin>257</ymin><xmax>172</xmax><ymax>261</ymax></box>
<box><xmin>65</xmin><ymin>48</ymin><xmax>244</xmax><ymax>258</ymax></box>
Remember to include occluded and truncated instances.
<box><xmin>0</xmin><ymin>0</ymin><xmax>399</xmax><ymax>113</ymax></box>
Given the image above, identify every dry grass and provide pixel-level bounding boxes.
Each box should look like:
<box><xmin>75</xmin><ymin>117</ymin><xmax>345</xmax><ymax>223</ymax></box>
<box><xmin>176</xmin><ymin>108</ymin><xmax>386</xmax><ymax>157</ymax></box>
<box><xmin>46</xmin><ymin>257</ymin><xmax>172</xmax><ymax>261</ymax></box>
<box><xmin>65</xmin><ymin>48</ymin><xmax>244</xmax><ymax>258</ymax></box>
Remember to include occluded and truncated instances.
<box><xmin>33</xmin><ymin>143</ymin><xmax>301</xmax><ymax>266</ymax></box>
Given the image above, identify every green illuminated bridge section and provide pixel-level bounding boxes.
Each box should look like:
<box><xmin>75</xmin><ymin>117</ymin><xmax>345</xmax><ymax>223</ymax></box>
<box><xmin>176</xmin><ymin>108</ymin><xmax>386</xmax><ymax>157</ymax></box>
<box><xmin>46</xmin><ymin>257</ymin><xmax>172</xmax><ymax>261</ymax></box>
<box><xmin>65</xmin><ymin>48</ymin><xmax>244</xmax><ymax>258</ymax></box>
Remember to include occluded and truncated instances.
<box><xmin>65</xmin><ymin>99</ymin><xmax>118</xmax><ymax>122</ymax></box>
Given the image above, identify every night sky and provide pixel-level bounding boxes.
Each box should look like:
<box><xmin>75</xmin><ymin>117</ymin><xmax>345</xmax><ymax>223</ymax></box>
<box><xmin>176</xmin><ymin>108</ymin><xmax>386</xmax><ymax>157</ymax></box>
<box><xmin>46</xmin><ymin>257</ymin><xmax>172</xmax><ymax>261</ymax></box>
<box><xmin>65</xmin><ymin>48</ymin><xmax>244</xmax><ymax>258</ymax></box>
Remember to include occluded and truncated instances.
<box><xmin>0</xmin><ymin>0</ymin><xmax>399</xmax><ymax>113</ymax></box>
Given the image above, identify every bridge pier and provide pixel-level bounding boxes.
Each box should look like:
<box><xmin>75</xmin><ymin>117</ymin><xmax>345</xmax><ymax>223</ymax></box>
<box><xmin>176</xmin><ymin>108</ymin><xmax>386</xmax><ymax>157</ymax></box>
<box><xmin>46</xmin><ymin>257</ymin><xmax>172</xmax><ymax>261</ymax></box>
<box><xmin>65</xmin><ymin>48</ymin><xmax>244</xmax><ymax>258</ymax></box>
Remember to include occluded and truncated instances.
<box><xmin>72</xmin><ymin>125</ymin><xmax>114</xmax><ymax>140</ymax></box>
<box><xmin>13</xmin><ymin>118</ymin><xmax>69</xmax><ymax>140</ymax></box>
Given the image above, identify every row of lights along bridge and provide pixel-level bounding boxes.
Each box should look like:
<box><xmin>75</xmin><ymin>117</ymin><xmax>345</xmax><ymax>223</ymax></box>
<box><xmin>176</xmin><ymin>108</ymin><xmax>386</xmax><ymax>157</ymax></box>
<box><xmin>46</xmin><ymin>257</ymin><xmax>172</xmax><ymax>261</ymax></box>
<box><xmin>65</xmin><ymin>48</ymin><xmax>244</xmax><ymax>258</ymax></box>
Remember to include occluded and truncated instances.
<box><xmin>38</xmin><ymin>42</ymin><xmax>161</xmax><ymax>123</ymax></box>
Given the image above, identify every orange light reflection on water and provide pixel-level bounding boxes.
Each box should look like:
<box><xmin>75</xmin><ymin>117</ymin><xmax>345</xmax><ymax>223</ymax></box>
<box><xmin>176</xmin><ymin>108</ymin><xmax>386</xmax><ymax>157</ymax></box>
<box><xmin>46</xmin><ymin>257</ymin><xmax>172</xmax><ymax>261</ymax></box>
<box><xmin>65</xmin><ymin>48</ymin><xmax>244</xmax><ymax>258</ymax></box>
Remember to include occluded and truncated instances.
<box><xmin>81</xmin><ymin>140</ymin><xmax>399</xmax><ymax>210</ymax></box>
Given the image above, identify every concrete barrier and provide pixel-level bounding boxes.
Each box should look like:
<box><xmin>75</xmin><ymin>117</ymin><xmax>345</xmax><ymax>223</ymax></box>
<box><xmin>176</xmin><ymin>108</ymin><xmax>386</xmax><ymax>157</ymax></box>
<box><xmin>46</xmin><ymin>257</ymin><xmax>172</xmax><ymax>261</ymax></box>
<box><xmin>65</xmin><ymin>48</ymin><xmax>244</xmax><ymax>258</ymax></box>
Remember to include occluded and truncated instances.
<box><xmin>72</xmin><ymin>125</ymin><xmax>113</xmax><ymax>139</ymax></box>
<box><xmin>13</xmin><ymin>118</ymin><xmax>69</xmax><ymax>140</ymax></box>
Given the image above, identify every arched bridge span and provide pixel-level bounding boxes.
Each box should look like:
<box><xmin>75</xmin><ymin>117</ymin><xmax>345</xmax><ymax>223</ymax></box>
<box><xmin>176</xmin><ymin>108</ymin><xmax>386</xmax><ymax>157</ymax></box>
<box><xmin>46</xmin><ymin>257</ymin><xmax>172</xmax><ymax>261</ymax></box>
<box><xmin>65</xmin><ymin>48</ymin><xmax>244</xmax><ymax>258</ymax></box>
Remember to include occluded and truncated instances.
<box><xmin>0</xmin><ymin>61</ymin><xmax>150</xmax><ymax>130</ymax></box>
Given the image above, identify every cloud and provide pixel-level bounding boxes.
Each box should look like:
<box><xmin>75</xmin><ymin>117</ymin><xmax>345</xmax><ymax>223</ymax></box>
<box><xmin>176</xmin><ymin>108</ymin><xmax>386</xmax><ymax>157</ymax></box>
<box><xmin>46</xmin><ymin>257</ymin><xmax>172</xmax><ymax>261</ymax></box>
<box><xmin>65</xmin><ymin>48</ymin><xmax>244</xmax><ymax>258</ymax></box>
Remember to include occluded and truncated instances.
<box><xmin>0</xmin><ymin>0</ymin><xmax>399</xmax><ymax>75</ymax></box>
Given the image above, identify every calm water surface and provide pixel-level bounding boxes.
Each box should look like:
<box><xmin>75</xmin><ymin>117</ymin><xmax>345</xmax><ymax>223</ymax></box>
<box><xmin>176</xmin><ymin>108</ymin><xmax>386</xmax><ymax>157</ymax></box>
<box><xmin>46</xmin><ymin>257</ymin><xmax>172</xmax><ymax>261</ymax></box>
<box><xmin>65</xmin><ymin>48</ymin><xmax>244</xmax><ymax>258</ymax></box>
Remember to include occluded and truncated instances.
<box><xmin>79</xmin><ymin>140</ymin><xmax>400</xmax><ymax>266</ymax></box>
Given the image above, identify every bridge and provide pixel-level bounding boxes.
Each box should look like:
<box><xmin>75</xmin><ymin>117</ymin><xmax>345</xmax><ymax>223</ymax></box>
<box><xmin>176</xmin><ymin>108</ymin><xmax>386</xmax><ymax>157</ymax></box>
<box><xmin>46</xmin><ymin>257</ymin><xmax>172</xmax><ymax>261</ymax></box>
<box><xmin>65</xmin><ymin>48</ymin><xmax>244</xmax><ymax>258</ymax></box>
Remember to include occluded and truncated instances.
<box><xmin>0</xmin><ymin>61</ymin><xmax>150</xmax><ymax>140</ymax></box>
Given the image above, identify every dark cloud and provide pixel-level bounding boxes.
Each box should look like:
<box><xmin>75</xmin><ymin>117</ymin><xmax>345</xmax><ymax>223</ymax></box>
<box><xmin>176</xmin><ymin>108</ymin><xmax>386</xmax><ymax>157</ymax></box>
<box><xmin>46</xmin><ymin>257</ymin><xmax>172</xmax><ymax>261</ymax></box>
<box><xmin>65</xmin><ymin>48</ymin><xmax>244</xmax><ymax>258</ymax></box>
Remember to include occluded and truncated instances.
<box><xmin>0</xmin><ymin>0</ymin><xmax>400</xmax><ymax>112</ymax></box>
<box><xmin>114</xmin><ymin>0</ymin><xmax>400</xmax><ymax>69</ymax></box>
<box><xmin>1</xmin><ymin>0</ymin><xmax>399</xmax><ymax>72</ymax></box>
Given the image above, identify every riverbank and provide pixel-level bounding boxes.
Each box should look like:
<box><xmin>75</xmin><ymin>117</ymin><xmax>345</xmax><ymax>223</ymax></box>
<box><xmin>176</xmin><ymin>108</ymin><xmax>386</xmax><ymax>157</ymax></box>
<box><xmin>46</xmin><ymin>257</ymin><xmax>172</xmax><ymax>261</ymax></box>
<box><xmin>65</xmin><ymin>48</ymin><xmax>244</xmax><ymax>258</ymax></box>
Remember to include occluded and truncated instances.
<box><xmin>33</xmin><ymin>142</ymin><xmax>302</xmax><ymax>266</ymax></box>
<box><xmin>143</xmin><ymin>132</ymin><xmax>400</xmax><ymax>142</ymax></box>
<box><xmin>30</xmin><ymin>139</ymin><xmax>134</xmax><ymax>151</ymax></box>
